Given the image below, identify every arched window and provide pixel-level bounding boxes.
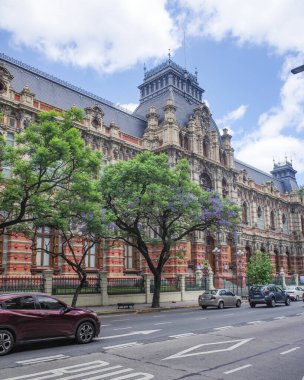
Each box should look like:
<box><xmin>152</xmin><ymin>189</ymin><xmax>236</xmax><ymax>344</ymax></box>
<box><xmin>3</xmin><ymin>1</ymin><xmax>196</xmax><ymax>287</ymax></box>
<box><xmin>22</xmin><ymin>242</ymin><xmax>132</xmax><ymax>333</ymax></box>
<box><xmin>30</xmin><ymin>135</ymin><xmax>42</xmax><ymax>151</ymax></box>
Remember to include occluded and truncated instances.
<box><xmin>256</xmin><ymin>206</ymin><xmax>265</xmax><ymax>229</ymax></box>
<box><xmin>242</xmin><ymin>202</ymin><xmax>248</xmax><ymax>224</ymax></box>
<box><xmin>270</xmin><ymin>210</ymin><xmax>275</xmax><ymax>230</ymax></box>
<box><xmin>200</xmin><ymin>173</ymin><xmax>213</xmax><ymax>191</ymax></box>
<box><xmin>282</xmin><ymin>213</ymin><xmax>288</xmax><ymax>234</ymax></box>
<box><xmin>203</xmin><ymin>137</ymin><xmax>209</xmax><ymax>157</ymax></box>
<box><xmin>222</xmin><ymin>178</ymin><xmax>228</xmax><ymax>198</ymax></box>
<box><xmin>184</xmin><ymin>135</ymin><xmax>189</xmax><ymax>150</ymax></box>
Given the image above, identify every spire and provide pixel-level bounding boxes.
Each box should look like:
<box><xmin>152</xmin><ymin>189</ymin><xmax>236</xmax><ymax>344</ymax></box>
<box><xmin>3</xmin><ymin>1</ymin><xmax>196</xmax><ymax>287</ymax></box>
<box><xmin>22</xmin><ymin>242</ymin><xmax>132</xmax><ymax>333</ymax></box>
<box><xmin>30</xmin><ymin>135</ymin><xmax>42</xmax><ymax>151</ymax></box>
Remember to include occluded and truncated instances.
<box><xmin>143</xmin><ymin>63</ymin><xmax>147</xmax><ymax>79</ymax></box>
<box><xmin>168</xmin><ymin>49</ymin><xmax>171</xmax><ymax>64</ymax></box>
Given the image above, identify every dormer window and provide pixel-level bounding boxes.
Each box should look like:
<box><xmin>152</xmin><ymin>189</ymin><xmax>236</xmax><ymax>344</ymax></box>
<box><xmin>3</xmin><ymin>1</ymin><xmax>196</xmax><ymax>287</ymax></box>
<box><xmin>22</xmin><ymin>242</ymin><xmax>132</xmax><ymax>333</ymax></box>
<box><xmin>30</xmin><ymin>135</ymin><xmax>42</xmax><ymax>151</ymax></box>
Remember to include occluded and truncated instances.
<box><xmin>91</xmin><ymin>117</ymin><xmax>100</xmax><ymax>128</ymax></box>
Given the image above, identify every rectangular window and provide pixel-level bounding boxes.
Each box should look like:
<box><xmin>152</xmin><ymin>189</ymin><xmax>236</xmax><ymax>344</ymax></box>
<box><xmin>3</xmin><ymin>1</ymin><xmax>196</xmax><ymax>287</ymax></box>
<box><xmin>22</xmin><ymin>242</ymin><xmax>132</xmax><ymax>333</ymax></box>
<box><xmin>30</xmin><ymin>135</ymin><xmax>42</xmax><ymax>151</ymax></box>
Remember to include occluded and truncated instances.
<box><xmin>124</xmin><ymin>244</ymin><xmax>134</xmax><ymax>269</ymax></box>
<box><xmin>35</xmin><ymin>227</ymin><xmax>51</xmax><ymax>267</ymax></box>
<box><xmin>85</xmin><ymin>243</ymin><xmax>96</xmax><ymax>268</ymax></box>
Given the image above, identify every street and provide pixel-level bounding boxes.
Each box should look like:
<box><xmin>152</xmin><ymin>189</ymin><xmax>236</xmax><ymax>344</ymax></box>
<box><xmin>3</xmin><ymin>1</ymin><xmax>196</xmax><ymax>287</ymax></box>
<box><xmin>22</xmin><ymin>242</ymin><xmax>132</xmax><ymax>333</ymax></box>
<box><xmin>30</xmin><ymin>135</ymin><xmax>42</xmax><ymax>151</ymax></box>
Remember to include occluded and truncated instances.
<box><xmin>1</xmin><ymin>301</ymin><xmax>304</xmax><ymax>379</ymax></box>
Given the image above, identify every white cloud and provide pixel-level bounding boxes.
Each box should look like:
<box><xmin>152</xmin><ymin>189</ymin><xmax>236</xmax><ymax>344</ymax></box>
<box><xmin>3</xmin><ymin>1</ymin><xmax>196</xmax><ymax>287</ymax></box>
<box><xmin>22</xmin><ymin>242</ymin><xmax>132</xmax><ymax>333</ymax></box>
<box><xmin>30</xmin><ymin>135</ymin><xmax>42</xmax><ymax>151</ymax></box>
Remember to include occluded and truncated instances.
<box><xmin>216</xmin><ymin>104</ymin><xmax>248</xmax><ymax>133</ymax></box>
<box><xmin>117</xmin><ymin>103</ymin><xmax>139</xmax><ymax>113</ymax></box>
<box><xmin>0</xmin><ymin>0</ymin><xmax>180</xmax><ymax>73</ymax></box>
<box><xmin>177</xmin><ymin>0</ymin><xmax>304</xmax><ymax>55</ymax></box>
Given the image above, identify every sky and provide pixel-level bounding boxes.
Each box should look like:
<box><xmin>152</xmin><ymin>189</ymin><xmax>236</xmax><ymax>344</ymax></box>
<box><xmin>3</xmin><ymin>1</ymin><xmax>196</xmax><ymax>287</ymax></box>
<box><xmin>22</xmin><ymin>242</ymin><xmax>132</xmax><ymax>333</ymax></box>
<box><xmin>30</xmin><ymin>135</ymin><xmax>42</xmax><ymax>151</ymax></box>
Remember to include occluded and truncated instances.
<box><xmin>0</xmin><ymin>0</ymin><xmax>304</xmax><ymax>185</ymax></box>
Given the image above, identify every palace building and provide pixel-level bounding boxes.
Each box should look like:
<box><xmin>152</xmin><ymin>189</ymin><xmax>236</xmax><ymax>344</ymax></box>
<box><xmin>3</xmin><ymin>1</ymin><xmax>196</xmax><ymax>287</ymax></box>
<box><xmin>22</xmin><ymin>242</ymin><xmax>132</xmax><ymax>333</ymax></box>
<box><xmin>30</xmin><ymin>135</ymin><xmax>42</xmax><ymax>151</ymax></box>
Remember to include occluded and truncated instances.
<box><xmin>0</xmin><ymin>53</ymin><xmax>303</xmax><ymax>286</ymax></box>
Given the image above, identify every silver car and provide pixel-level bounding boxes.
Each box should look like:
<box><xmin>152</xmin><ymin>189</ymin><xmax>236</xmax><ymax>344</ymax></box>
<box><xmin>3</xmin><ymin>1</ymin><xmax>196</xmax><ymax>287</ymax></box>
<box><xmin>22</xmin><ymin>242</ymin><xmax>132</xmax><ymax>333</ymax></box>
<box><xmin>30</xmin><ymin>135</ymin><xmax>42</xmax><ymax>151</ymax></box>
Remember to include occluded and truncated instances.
<box><xmin>198</xmin><ymin>289</ymin><xmax>242</xmax><ymax>309</ymax></box>
<box><xmin>285</xmin><ymin>286</ymin><xmax>304</xmax><ymax>301</ymax></box>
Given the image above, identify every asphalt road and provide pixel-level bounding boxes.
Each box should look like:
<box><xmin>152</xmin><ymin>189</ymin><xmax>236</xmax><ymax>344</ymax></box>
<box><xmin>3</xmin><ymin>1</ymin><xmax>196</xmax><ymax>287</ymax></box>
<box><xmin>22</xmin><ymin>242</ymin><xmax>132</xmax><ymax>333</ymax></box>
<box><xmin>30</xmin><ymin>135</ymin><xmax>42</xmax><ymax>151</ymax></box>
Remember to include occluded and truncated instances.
<box><xmin>1</xmin><ymin>301</ymin><xmax>304</xmax><ymax>379</ymax></box>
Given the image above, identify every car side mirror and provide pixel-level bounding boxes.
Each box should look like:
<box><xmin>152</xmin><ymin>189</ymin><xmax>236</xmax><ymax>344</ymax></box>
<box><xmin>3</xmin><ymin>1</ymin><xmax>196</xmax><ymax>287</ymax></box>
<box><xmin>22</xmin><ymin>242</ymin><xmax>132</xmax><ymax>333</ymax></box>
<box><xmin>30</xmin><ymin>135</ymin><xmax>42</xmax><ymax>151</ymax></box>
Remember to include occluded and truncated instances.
<box><xmin>61</xmin><ymin>306</ymin><xmax>72</xmax><ymax>314</ymax></box>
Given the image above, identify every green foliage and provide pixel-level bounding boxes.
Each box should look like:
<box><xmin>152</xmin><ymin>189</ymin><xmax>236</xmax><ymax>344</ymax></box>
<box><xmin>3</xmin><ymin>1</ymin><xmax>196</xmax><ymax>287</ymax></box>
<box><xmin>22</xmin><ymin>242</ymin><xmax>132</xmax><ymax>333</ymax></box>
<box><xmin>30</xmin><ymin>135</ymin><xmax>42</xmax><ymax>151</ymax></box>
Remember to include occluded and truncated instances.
<box><xmin>0</xmin><ymin>107</ymin><xmax>102</xmax><ymax>233</ymax></box>
<box><xmin>99</xmin><ymin>151</ymin><xmax>240</xmax><ymax>307</ymax></box>
<box><xmin>246</xmin><ymin>250</ymin><xmax>273</xmax><ymax>285</ymax></box>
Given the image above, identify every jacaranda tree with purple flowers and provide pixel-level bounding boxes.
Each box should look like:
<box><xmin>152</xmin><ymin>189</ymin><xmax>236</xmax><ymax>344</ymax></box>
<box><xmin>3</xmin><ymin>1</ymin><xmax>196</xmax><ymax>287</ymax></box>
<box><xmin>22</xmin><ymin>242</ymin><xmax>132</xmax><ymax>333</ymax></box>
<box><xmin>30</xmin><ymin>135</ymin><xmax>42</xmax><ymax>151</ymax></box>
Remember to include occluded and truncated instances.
<box><xmin>100</xmin><ymin>151</ymin><xmax>240</xmax><ymax>308</ymax></box>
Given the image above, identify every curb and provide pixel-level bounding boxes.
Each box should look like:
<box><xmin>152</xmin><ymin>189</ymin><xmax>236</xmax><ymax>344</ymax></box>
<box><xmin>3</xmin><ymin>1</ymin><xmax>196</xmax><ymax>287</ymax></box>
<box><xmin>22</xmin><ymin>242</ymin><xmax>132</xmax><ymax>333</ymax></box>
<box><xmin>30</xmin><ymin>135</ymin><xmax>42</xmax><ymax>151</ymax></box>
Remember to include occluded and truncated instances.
<box><xmin>95</xmin><ymin>304</ymin><xmax>199</xmax><ymax>315</ymax></box>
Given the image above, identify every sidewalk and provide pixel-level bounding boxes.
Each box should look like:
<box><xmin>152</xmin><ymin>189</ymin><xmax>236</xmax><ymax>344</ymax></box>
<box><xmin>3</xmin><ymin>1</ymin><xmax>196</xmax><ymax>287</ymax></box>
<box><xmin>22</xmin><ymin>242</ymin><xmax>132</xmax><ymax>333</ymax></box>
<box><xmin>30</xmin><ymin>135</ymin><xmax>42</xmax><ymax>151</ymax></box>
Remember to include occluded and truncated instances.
<box><xmin>90</xmin><ymin>300</ymin><xmax>199</xmax><ymax>315</ymax></box>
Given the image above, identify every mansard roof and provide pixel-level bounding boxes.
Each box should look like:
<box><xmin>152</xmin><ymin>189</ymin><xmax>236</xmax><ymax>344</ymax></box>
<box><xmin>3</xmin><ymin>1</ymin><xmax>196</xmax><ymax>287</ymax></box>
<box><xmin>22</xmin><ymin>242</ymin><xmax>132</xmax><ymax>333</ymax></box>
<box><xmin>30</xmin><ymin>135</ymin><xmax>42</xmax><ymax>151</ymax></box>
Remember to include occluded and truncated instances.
<box><xmin>0</xmin><ymin>53</ymin><xmax>146</xmax><ymax>137</ymax></box>
<box><xmin>235</xmin><ymin>159</ymin><xmax>286</xmax><ymax>193</ymax></box>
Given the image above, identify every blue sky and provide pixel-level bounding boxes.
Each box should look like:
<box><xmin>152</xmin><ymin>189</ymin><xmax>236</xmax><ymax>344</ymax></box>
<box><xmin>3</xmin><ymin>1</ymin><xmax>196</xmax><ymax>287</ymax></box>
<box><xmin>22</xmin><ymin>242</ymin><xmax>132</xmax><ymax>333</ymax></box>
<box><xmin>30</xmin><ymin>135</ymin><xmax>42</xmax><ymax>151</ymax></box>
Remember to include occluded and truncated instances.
<box><xmin>1</xmin><ymin>0</ymin><xmax>304</xmax><ymax>184</ymax></box>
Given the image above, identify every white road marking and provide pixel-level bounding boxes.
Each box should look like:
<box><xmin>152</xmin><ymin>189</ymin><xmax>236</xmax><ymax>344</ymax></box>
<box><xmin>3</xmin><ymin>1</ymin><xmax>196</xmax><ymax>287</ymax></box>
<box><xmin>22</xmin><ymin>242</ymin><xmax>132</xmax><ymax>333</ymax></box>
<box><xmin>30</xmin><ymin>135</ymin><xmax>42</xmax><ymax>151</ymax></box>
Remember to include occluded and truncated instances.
<box><xmin>273</xmin><ymin>316</ymin><xmax>286</xmax><ymax>320</ymax></box>
<box><xmin>163</xmin><ymin>338</ymin><xmax>254</xmax><ymax>360</ymax></box>
<box><xmin>103</xmin><ymin>342</ymin><xmax>144</xmax><ymax>350</ymax></box>
<box><xmin>114</xmin><ymin>327</ymin><xmax>132</xmax><ymax>331</ymax></box>
<box><xmin>6</xmin><ymin>360</ymin><xmax>154</xmax><ymax>380</ymax></box>
<box><xmin>169</xmin><ymin>333</ymin><xmax>196</xmax><ymax>339</ymax></box>
<box><xmin>224</xmin><ymin>364</ymin><xmax>252</xmax><ymax>374</ymax></box>
<box><xmin>296</xmin><ymin>312</ymin><xmax>304</xmax><ymax>316</ymax></box>
<box><xmin>195</xmin><ymin>317</ymin><xmax>207</xmax><ymax>320</ymax></box>
<box><xmin>222</xmin><ymin>313</ymin><xmax>234</xmax><ymax>317</ymax></box>
<box><xmin>95</xmin><ymin>329</ymin><xmax>160</xmax><ymax>340</ymax></box>
<box><xmin>16</xmin><ymin>354</ymin><xmax>70</xmax><ymax>365</ymax></box>
<box><xmin>280</xmin><ymin>347</ymin><xmax>301</xmax><ymax>355</ymax></box>
<box><xmin>214</xmin><ymin>326</ymin><xmax>233</xmax><ymax>330</ymax></box>
<box><xmin>153</xmin><ymin>322</ymin><xmax>172</xmax><ymax>325</ymax></box>
<box><xmin>247</xmin><ymin>320</ymin><xmax>263</xmax><ymax>325</ymax></box>
<box><xmin>100</xmin><ymin>324</ymin><xmax>111</xmax><ymax>327</ymax></box>
<box><xmin>112</xmin><ymin>319</ymin><xmax>131</xmax><ymax>322</ymax></box>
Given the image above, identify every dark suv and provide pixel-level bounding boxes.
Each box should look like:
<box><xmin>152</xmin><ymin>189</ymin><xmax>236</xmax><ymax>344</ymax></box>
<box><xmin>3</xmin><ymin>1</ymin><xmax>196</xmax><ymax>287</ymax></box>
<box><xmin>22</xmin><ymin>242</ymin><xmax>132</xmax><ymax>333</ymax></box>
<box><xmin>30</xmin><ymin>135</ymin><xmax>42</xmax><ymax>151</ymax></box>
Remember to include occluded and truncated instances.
<box><xmin>248</xmin><ymin>285</ymin><xmax>291</xmax><ymax>308</ymax></box>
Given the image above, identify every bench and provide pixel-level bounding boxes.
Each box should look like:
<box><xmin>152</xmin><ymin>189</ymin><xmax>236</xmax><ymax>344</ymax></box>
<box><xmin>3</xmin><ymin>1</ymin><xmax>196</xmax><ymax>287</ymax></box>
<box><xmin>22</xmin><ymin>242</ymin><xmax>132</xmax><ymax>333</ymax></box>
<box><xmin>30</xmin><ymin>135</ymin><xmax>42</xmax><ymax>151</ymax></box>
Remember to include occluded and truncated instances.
<box><xmin>117</xmin><ymin>302</ymin><xmax>135</xmax><ymax>309</ymax></box>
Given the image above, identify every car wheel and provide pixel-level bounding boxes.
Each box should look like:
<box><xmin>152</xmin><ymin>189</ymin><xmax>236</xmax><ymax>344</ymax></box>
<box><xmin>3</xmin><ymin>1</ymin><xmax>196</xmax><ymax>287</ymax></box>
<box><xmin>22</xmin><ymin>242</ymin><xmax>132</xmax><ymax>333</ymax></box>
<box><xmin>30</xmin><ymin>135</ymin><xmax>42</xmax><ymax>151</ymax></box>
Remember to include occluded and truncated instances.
<box><xmin>296</xmin><ymin>295</ymin><xmax>299</xmax><ymax>302</ymax></box>
<box><xmin>202</xmin><ymin>306</ymin><xmax>207</xmax><ymax>310</ymax></box>
<box><xmin>285</xmin><ymin>297</ymin><xmax>290</xmax><ymax>306</ymax></box>
<box><xmin>250</xmin><ymin>302</ymin><xmax>256</xmax><ymax>308</ymax></box>
<box><xmin>218</xmin><ymin>301</ymin><xmax>224</xmax><ymax>309</ymax></box>
<box><xmin>270</xmin><ymin>298</ymin><xmax>276</xmax><ymax>307</ymax></box>
<box><xmin>236</xmin><ymin>300</ymin><xmax>241</xmax><ymax>308</ymax></box>
<box><xmin>76</xmin><ymin>322</ymin><xmax>95</xmax><ymax>344</ymax></box>
<box><xmin>0</xmin><ymin>330</ymin><xmax>14</xmax><ymax>356</ymax></box>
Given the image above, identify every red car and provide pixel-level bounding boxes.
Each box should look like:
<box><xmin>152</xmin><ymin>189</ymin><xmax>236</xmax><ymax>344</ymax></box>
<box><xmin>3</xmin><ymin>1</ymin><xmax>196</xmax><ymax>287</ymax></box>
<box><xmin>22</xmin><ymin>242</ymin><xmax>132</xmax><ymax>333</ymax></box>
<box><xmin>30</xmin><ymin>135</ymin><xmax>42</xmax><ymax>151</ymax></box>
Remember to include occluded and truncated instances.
<box><xmin>0</xmin><ymin>293</ymin><xmax>100</xmax><ymax>355</ymax></box>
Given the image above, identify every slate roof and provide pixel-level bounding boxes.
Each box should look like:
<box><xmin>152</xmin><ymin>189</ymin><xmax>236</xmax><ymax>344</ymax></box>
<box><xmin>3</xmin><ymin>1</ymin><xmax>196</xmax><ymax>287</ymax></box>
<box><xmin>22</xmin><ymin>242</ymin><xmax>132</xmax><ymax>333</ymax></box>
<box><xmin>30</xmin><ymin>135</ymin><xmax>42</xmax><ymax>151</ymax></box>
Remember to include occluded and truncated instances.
<box><xmin>0</xmin><ymin>53</ymin><xmax>146</xmax><ymax>138</ymax></box>
<box><xmin>134</xmin><ymin>88</ymin><xmax>222</xmax><ymax>141</ymax></box>
<box><xmin>235</xmin><ymin>159</ymin><xmax>285</xmax><ymax>192</ymax></box>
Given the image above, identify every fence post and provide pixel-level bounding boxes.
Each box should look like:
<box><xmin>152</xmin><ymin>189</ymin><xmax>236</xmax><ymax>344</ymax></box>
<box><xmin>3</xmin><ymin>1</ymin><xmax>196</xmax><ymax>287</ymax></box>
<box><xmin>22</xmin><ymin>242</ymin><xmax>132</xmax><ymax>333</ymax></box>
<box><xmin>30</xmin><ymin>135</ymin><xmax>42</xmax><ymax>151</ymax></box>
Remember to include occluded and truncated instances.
<box><xmin>179</xmin><ymin>274</ymin><xmax>185</xmax><ymax>301</ymax></box>
<box><xmin>143</xmin><ymin>274</ymin><xmax>152</xmax><ymax>304</ymax></box>
<box><xmin>293</xmin><ymin>273</ymin><xmax>299</xmax><ymax>286</ymax></box>
<box><xmin>208</xmin><ymin>266</ymin><xmax>215</xmax><ymax>290</ymax></box>
<box><xmin>99</xmin><ymin>271</ymin><xmax>109</xmax><ymax>306</ymax></box>
<box><xmin>279</xmin><ymin>267</ymin><xmax>286</xmax><ymax>288</ymax></box>
<box><xmin>43</xmin><ymin>269</ymin><xmax>53</xmax><ymax>295</ymax></box>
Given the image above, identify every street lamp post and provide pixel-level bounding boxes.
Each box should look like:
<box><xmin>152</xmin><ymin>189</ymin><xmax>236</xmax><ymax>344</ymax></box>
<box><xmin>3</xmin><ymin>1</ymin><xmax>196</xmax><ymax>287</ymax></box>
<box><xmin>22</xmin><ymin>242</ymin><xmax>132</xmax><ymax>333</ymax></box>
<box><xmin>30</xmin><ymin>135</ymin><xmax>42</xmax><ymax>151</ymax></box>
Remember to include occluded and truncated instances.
<box><xmin>236</xmin><ymin>250</ymin><xmax>244</xmax><ymax>296</ymax></box>
<box><xmin>212</xmin><ymin>247</ymin><xmax>221</xmax><ymax>288</ymax></box>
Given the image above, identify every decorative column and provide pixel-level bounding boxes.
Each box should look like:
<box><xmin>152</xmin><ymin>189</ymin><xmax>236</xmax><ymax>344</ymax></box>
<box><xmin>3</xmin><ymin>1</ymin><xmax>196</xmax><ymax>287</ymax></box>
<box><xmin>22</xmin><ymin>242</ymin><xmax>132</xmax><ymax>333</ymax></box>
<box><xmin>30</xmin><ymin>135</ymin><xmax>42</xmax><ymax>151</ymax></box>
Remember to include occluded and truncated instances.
<box><xmin>279</xmin><ymin>267</ymin><xmax>286</xmax><ymax>288</ymax></box>
<box><xmin>208</xmin><ymin>265</ymin><xmax>215</xmax><ymax>290</ymax></box>
<box><xmin>144</xmin><ymin>274</ymin><xmax>152</xmax><ymax>304</ymax></box>
<box><xmin>99</xmin><ymin>271</ymin><xmax>109</xmax><ymax>306</ymax></box>
<box><xmin>43</xmin><ymin>269</ymin><xmax>54</xmax><ymax>295</ymax></box>
<box><xmin>179</xmin><ymin>274</ymin><xmax>186</xmax><ymax>301</ymax></box>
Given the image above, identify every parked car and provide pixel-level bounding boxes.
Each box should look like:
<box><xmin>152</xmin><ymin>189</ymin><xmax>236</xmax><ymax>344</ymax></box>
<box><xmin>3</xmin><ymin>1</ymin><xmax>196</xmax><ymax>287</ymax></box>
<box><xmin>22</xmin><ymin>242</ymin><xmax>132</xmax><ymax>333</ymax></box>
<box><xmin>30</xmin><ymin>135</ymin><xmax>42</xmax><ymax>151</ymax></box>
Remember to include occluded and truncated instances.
<box><xmin>248</xmin><ymin>285</ymin><xmax>291</xmax><ymax>308</ymax></box>
<box><xmin>198</xmin><ymin>289</ymin><xmax>242</xmax><ymax>309</ymax></box>
<box><xmin>284</xmin><ymin>286</ymin><xmax>304</xmax><ymax>301</ymax></box>
<box><xmin>0</xmin><ymin>293</ymin><xmax>100</xmax><ymax>356</ymax></box>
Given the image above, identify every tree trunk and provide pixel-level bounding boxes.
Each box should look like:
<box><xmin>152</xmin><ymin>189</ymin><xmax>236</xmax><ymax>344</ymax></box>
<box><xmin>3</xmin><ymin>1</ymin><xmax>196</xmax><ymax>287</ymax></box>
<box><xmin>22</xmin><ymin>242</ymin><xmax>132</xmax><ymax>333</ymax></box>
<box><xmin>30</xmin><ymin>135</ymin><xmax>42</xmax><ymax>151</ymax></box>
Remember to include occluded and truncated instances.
<box><xmin>71</xmin><ymin>270</ymin><xmax>87</xmax><ymax>307</ymax></box>
<box><xmin>151</xmin><ymin>272</ymin><xmax>161</xmax><ymax>308</ymax></box>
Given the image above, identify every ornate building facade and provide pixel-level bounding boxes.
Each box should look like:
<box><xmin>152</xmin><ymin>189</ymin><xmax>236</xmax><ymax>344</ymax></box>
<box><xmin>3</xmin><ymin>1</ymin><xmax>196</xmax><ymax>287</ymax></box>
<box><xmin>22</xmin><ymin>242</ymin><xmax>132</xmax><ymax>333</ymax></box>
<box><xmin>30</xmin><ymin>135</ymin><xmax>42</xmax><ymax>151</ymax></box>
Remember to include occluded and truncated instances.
<box><xmin>0</xmin><ymin>53</ymin><xmax>303</xmax><ymax>285</ymax></box>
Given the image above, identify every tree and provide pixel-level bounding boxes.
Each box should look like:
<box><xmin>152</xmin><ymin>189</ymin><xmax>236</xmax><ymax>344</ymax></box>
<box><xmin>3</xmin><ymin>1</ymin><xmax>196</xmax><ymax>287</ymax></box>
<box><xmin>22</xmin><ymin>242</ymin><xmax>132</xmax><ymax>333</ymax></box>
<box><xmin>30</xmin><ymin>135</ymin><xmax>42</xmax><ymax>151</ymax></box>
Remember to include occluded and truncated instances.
<box><xmin>99</xmin><ymin>151</ymin><xmax>239</xmax><ymax>308</ymax></box>
<box><xmin>246</xmin><ymin>251</ymin><xmax>273</xmax><ymax>285</ymax></box>
<box><xmin>31</xmin><ymin>177</ymin><xmax>111</xmax><ymax>306</ymax></box>
<box><xmin>0</xmin><ymin>108</ymin><xmax>101</xmax><ymax>232</ymax></box>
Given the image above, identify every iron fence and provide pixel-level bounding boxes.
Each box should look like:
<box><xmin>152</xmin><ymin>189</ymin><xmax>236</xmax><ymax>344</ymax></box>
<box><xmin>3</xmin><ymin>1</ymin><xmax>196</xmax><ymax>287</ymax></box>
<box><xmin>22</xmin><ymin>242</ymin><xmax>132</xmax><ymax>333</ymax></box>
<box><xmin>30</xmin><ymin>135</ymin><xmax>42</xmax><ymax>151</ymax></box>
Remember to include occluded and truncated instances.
<box><xmin>0</xmin><ymin>276</ymin><xmax>45</xmax><ymax>293</ymax></box>
<box><xmin>107</xmin><ymin>277</ymin><xmax>145</xmax><ymax>295</ymax></box>
<box><xmin>222</xmin><ymin>279</ymin><xmax>249</xmax><ymax>298</ymax></box>
<box><xmin>150</xmin><ymin>277</ymin><xmax>180</xmax><ymax>293</ymax></box>
<box><xmin>185</xmin><ymin>275</ymin><xmax>208</xmax><ymax>291</ymax></box>
<box><xmin>52</xmin><ymin>276</ymin><xmax>100</xmax><ymax>295</ymax></box>
<box><xmin>285</xmin><ymin>276</ymin><xmax>296</xmax><ymax>286</ymax></box>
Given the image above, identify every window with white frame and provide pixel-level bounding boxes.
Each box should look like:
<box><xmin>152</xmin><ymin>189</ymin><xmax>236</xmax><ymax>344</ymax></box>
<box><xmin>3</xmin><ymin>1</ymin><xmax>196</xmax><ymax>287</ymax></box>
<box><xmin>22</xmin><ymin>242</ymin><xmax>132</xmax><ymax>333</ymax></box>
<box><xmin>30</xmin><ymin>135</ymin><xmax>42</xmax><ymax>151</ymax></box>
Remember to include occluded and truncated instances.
<box><xmin>85</xmin><ymin>243</ymin><xmax>96</xmax><ymax>268</ymax></box>
<box><xmin>35</xmin><ymin>227</ymin><xmax>51</xmax><ymax>267</ymax></box>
